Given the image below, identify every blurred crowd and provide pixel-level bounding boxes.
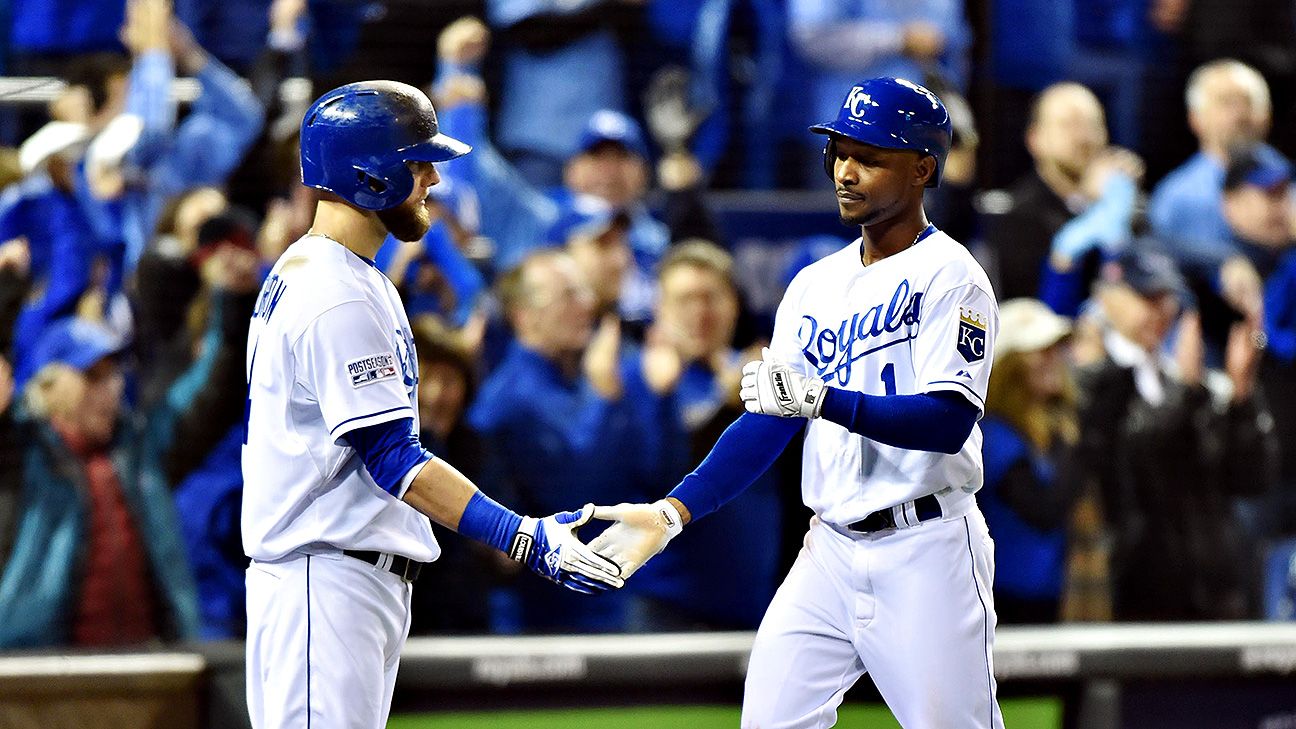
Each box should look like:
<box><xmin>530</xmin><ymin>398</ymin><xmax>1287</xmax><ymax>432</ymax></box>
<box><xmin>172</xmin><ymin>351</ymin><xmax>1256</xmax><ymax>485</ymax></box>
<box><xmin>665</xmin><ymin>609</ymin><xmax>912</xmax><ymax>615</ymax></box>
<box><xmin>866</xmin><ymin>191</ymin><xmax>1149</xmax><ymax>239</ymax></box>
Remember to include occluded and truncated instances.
<box><xmin>0</xmin><ymin>0</ymin><xmax>1292</xmax><ymax>649</ymax></box>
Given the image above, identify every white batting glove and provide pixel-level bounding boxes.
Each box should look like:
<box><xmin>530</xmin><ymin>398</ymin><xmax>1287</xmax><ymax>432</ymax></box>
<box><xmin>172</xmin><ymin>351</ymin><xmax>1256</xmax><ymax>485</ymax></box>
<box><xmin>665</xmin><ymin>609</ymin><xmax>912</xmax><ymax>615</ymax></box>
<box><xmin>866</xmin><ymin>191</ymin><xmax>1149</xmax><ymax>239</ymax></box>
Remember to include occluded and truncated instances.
<box><xmin>740</xmin><ymin>347</ymin><xmax>826</xmax><ymax>418</ymax></box>
<box><xmin>511</xmin><ymin>504</ymin><xmax>625</xmax><ymax>594</ymax></box>
<box><xmin>588</xmin><ymin>499</ymin><xmax>684</xmax><ymax>579</ymax></box>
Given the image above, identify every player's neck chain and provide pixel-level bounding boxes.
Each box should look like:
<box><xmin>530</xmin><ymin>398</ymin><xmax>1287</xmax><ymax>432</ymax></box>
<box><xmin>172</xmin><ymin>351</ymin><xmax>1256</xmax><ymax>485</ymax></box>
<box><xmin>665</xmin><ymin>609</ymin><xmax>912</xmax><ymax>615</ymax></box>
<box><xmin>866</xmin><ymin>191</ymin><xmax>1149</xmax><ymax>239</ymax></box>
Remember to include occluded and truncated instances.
<box><xmin>862</xmin><ymin>223</ymin><xmax>936</xmax><ymax>267</ymax></box>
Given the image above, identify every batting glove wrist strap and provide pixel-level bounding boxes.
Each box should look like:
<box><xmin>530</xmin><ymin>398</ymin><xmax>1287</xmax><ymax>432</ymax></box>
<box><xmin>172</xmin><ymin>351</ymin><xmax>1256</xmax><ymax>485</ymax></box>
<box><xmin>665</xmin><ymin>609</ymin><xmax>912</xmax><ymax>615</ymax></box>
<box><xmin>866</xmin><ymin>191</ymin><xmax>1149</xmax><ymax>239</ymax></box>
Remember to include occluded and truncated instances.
<box><xmin>587</xmin><ymin>499</ymin><xmax>684</xmax><ymax>579</ymax></box>
<box><xmin>510</xmin><ymin>505</ymin><xmax>624</xmax><ymax>594</ymax></box>
<box><xmin>740</xmin><ymin>348</ymin><xmax>826</xmax><ymax>419</ymax></box>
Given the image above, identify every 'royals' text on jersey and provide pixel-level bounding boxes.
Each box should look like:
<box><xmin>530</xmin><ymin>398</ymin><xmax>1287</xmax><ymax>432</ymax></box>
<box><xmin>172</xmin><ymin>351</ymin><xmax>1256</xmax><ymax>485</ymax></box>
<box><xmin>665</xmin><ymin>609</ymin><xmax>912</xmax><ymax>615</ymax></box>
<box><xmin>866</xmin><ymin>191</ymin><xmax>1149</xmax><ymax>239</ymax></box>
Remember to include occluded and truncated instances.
<box><xmin>769</xmin><ymin>230</ymin><xmax>999</xmax><ymax>527</ymax></box>
<box><xmin>241</xmin><ymin>235</ymin><xmax>438</xmax><ymax>563</ymax></box>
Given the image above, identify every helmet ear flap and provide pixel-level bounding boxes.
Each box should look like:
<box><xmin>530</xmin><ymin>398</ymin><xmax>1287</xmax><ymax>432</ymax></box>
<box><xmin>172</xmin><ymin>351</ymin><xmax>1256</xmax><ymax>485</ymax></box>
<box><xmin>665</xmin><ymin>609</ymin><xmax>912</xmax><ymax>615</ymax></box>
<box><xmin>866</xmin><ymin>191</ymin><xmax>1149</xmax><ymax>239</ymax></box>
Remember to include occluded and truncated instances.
<box><xmin>348</xmin><ymin>160</ymin><xmax>415</xmax><ymax>211</ymax></box>
<box><xmin>822</xmin><ymin>138</ymin><xmax>836</xmax><ymax>181</ymax></box>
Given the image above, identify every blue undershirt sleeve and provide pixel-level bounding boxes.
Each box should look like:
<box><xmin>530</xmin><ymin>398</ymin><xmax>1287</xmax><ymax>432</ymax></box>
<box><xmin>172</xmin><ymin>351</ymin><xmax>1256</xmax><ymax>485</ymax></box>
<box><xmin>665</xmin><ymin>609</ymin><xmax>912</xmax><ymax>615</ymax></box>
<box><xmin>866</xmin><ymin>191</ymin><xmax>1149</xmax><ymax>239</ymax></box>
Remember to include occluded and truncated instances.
<box><xmin>818</xmin><ymin>389</ymin><xmax>979</xmax><ymax>455</ymax></box>
<box><xmin>667</xmin><ymin>413</ymin><xmax>803</xmax><ymax>522</ymax></box>
<box><xmin>344</xmin><ymin>417</ymin><xmax>433</xmax><ymax>497</ymax></box>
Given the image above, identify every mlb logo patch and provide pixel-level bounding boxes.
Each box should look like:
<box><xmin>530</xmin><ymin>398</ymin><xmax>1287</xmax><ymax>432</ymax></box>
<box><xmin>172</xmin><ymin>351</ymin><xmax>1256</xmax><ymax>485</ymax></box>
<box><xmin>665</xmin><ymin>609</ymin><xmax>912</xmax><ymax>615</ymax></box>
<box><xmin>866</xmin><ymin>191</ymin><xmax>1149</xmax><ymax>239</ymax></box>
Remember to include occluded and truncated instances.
<box><xmin>957</xmin><ymin>307</ymin><xmax>987</xmax><ymax>362</ymax></box>
<box><xmin>346</xmin><ymin>352</ymin><xmax>398</xmax><ymax>387</ymax></box>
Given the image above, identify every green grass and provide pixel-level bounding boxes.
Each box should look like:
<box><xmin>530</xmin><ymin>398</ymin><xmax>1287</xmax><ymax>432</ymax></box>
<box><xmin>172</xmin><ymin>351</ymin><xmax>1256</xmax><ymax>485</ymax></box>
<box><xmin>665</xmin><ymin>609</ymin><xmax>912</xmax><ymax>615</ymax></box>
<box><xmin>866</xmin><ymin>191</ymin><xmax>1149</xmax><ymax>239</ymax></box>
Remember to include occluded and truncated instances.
<box><xmin>388</xmin><ymin>699</ymin><xmax>1061</xmax><ymax>728</ymax></box>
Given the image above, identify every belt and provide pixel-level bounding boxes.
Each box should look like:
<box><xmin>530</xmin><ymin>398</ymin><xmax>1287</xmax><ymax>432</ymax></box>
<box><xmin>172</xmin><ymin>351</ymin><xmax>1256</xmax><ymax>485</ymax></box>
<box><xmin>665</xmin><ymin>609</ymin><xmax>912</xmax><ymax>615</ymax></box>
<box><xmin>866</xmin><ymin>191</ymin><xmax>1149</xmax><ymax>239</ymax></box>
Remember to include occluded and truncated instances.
<box><xmin>846</xmin><ymin>494</ymin><xmax>943</xmax><ymax>534</ymax></box>
<box><xmin>343</xmin><ymin>550</ymin><xmax>424</xmax><ymax>582</ymax></box>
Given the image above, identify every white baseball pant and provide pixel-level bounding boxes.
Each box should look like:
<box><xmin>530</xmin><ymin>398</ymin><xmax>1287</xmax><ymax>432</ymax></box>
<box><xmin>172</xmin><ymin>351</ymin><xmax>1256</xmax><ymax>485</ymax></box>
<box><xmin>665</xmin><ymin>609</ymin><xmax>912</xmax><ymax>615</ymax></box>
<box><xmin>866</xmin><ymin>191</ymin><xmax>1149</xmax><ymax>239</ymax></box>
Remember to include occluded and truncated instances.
<box><xmin>742</xmin><ymin>507</ymin><xmax>1003</xmax><ymax>729</ymax></box>
<box><xmin>246</xmin><ymin>552</ymin><xmax>413</xmax><ymax>729</ymax></box>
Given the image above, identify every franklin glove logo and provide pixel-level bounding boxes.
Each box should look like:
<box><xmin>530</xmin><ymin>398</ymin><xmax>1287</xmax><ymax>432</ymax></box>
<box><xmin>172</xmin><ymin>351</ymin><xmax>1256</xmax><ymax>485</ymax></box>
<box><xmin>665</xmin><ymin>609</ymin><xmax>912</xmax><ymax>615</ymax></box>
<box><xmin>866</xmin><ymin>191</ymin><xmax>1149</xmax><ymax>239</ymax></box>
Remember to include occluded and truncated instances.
<box><xmin>773</xmin><ymin>371</ymin><xmax>794</xmax><ymax>406</ymax></box>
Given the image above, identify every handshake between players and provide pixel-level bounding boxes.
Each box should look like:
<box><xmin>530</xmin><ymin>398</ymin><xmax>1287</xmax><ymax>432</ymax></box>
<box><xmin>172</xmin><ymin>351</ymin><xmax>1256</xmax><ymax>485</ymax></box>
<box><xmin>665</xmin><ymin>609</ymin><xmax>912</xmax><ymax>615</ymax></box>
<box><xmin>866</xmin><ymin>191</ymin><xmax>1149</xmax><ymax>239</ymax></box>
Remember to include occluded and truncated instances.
<box><xmin>559</xmin><ymin>348</ymin><xmax>806</xmax><ymax>588</ymax></box>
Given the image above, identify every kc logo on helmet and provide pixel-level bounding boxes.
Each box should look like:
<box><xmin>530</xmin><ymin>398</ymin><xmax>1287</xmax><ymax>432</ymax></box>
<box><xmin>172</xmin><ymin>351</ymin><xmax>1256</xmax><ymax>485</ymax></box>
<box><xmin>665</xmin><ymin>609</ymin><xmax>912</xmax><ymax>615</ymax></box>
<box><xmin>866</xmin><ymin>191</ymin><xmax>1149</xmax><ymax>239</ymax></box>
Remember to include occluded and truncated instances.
<box><xmin>956</xmin><ymin>307</ymin><xmax>987</xmax><ymax>363</ymax></box>
<box><xmin>843</xmin><ymin>87</ymin><xmax>876</xmax><ymax>119</ymax></box>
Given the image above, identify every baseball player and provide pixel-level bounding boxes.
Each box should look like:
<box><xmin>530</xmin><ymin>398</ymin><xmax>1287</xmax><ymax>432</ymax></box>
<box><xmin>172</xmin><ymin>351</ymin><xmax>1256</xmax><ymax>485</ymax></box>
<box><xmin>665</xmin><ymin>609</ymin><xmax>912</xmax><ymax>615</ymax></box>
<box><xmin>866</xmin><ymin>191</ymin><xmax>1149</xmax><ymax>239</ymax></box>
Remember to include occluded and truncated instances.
<box><xmin>591</xmin><ymin>77</ymin><xmax>1003</xmax><ymax>728</ymax></box>
<box><xmin>241</xmin><ymin>81</ymin><xmax>622</xmax><ymax>729</ymax></box>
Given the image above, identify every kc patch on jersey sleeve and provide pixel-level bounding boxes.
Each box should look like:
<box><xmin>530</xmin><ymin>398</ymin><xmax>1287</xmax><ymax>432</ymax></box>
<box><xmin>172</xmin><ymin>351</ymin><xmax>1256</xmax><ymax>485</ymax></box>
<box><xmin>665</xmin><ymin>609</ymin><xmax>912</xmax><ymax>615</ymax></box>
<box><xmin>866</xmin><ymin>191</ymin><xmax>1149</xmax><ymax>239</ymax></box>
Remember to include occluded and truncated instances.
<box><xmin>957</xmin><ymin>306</ymin><xmax>988</xmax><ymax>362</ymax></box>
<box><xmin>346</xmin><ymin>352</ymin><xmax>398</xmax><ymax>387</ymax></box>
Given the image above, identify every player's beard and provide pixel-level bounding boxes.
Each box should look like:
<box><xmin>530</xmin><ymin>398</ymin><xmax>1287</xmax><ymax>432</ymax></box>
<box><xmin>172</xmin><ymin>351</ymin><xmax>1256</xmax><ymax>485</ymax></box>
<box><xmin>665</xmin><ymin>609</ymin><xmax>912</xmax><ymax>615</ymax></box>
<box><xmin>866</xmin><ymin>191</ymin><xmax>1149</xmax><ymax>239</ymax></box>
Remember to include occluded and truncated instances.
<box><xmin>378</xmin><ymin>198</ymin><xmax>432</xmax><ymax>242</ymax></box>
<box><xmin>840</xmin><ymin>201</ymin><xmax>885</xmax><ymax>227</ymax></box>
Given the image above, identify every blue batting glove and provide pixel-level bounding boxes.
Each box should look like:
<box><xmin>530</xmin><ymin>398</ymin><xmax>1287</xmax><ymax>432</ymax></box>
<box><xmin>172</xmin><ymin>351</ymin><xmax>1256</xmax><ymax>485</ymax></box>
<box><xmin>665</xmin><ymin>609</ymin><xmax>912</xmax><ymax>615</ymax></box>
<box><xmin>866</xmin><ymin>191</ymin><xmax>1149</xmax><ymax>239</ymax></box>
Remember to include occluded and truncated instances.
<box><xmin>509</xmin><ymin>504</ymin><xmax>625</xmax><ymax>594</ymax></box>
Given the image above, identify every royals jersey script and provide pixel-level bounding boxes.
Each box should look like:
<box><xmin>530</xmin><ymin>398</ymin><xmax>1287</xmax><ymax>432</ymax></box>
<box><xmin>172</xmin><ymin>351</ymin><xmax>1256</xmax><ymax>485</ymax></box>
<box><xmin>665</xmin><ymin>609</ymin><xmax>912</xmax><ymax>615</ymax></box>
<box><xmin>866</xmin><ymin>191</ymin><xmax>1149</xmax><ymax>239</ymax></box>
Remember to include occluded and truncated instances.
<box><xmin>241</xmin><ymin>235</ymin><xmax>438</xmax><ymax>564</ymax></box>
<box><xmin>768</xmin><ymin>229</ymin><xmax>998</xmax><ymax>528</ymax></box>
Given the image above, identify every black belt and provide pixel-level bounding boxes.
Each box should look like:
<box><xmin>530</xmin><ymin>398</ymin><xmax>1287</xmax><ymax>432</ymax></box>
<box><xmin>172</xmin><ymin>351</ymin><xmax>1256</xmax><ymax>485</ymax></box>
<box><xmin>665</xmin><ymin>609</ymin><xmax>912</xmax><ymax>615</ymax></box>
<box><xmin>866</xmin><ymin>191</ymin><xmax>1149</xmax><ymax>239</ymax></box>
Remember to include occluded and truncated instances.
<box><xmin>343</xmin><ymin>550</ymin><xmax>424</xmax><ymax>582</ymax></box>
<box><xmin>847</xmin><ymin>494</ymin><xmax>943</xmax><ymax>534</ymax></box>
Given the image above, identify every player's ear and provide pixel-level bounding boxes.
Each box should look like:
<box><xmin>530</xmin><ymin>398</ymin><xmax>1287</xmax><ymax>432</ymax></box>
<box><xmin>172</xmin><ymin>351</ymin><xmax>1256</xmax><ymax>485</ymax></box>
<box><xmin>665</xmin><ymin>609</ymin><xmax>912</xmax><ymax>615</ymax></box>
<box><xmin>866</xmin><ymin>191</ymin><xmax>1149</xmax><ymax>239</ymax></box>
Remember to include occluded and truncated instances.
<box><xmin>913</xmin><ymin>155</ymin><xmax>936</xmax><ymax>188</ymax></box>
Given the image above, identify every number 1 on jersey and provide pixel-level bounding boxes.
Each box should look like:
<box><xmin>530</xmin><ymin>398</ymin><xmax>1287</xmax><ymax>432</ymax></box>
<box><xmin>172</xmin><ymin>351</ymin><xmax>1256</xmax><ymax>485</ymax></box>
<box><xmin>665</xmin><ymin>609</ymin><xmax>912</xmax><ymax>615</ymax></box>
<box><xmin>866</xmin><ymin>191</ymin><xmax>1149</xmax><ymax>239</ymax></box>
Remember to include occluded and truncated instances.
<box><xmin>880</xmin><ymin>362</ymin><xmax>897</xmax><ymax>396</ymax></box>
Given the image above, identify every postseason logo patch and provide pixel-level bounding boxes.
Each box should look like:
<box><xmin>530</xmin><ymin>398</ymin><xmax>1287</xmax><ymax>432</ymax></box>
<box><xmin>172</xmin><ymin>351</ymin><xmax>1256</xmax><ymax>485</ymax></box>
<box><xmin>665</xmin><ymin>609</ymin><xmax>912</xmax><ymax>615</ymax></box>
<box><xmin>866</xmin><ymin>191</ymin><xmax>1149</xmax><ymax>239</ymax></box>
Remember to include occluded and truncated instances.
<box><xmin>346</xmin><ymin>352</ymin><xmax>398</xmax><ymax>388</ymax></box>
<box><xmin>957</xmin><ymin>307</ymin><xmax>988</xmax><ymax>363</ymax></box>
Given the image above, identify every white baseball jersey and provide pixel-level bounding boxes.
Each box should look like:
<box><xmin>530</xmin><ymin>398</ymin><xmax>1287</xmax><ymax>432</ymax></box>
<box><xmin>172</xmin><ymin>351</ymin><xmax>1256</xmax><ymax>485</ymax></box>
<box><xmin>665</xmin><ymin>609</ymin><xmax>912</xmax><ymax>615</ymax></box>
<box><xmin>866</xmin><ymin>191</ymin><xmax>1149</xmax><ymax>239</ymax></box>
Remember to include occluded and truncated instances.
<box><xmin>768</xmin><ymin>229</ymin><xmax>998</xmax><ymax>527</ymax></box>
<box><xmin>241</xmin><ymin>234</ymin><xmax>438</xmax><ymax>563</ymax></box>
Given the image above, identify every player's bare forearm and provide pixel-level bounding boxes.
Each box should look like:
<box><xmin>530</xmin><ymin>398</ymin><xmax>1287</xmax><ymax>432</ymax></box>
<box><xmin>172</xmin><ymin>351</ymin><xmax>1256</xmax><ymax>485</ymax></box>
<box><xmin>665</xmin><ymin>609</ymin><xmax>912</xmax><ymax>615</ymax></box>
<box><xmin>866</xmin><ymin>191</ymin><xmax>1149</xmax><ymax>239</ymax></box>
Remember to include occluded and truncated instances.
<box><xmin>400</xmin><ymin>457</ymin><xmax>479</xmax><ymax>531</ymax></box>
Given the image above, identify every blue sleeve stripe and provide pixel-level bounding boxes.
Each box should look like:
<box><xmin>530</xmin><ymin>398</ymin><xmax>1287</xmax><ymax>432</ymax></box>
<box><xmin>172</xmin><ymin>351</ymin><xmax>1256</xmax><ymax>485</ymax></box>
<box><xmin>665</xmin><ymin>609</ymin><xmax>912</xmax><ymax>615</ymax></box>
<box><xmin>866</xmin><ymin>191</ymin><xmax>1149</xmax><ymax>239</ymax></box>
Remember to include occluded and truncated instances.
<box><xmin>926</xmin><ymin>380</ymin><xmax>986</xmax><ymax>407</ymax></box>
<box><xmin>329</xmin><ymin>406</ymin><xmax>412</xmax><ymax>436</ymax></box>
<box><xmin>344</xmin><ymin>417</ymin><xmax>432</xmax><ymax>496</ymax></box>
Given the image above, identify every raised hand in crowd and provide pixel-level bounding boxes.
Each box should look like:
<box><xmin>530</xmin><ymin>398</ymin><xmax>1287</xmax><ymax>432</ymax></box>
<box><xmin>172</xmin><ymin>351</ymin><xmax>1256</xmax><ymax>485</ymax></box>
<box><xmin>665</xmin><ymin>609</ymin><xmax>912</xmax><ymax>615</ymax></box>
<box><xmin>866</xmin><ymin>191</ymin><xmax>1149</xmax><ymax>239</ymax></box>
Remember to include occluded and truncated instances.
<box><xmin>1219</xmin><ymin>256</ymin><xmax>1265</xmax><ymax>325</ymax></box>
<box><xmin>0</xmin><ymin>357</ymin><xmax>13</xmax><ymax>417</ymax></box>
<box><xmin>0</xmin><ymin>239</ymin><xmax>30</xmax><ymax>279</ymax></box>
<box><xmin>901</xmin><ymin>21</ymin><xmax>946</xmax><ymax>61</ymax></box>
<box><xmin>438</xmin><ymin>16</ymin><xmax>490</xmax><ymax>67</ymax></box>
<box><xmin>1174</xmin><ymin>309</ymin><xmax>1205</xmax><ymax>388</ymax></box>
<box><xmin>120</xmin><ymin>0</ymin><xmax>170</xmax><ymax>57</ymax></box>
<box><xmin>583</xmin><ymin>313</ymin><xmax>623</xmax><ymax>400</ymax></box>
<box><xmin>641</xmin><ymin>323</ymin><xmax>684</xmax><ymax>396</ymax></box>
<box><xmin>1226</xmin><ymin>319</ymin><xmax>1266</xmax><ymax>404</ymax></box>
<box><xmin>1080</xmin><ymin>147</ymin><xmax>1145</xmax><ymax>202</ymax></box>
<box><xmin>269</xmin><ymin>0</ymin><xmax>307</xmax><ymax>42</ymax></box>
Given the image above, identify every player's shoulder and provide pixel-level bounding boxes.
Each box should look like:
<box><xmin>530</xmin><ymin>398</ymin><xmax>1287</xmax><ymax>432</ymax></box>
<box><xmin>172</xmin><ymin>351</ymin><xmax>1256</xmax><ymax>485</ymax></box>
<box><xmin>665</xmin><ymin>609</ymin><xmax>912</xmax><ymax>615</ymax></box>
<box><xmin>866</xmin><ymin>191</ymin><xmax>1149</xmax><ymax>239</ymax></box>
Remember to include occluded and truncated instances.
<box><xmin>920</xmin><ymin>231</ymin><xmax>995</xmax><ymax>301</ymax></box>
<box><xmin>262</xmin><ymin>236</ymin><xmax>381</xmax><ymax>330</ymax></box>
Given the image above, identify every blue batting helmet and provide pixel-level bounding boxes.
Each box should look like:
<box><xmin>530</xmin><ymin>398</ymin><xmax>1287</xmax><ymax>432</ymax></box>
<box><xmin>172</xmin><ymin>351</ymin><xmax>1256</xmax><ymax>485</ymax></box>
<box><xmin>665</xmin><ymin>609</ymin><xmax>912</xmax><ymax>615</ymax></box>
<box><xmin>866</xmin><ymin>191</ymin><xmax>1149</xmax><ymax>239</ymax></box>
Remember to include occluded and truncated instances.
<box><xmin>810</xmin><ymin>77</ymin><xmax>952</xmax><ymax>188</ymax></box>
<box><xmin>300</xmin><ymin>81</ymin><xmax>471</xmax><ymax>211</ymax></box>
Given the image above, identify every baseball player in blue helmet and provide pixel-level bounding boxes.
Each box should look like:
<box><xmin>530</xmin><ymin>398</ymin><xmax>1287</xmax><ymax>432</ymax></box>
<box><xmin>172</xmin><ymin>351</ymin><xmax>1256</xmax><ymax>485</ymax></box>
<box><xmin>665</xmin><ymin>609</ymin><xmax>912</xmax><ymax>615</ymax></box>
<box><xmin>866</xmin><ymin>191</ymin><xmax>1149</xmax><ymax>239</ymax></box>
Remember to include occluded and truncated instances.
<box><xmin>588</xmin><ymin>77</ymin><xmax>1003</xmax><ymax>727</ymax></box>
<box><xmin>243</xmin><ymin>81</ymin><xmax>623</xmax><ymax>729</ymax></box>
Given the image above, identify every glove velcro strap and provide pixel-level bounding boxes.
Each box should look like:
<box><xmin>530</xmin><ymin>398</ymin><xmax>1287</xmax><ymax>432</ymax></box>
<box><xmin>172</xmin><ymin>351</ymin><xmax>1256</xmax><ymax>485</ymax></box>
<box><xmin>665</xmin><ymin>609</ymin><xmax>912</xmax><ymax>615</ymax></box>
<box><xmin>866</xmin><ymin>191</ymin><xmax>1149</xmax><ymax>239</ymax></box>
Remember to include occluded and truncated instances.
<box><xmin>509</xmin><ymin>517</ymin><xmax>539</xmax><ymax>562</ymax></box>
<box><xmin>802</xmin><ymin>377</ymin><xmax>827</xmax><ymax>418</ymax></box>
<box><xmin>654</xmin><ymin>500</ymin><xmax>685</xmax><ymax>539</ymax></box>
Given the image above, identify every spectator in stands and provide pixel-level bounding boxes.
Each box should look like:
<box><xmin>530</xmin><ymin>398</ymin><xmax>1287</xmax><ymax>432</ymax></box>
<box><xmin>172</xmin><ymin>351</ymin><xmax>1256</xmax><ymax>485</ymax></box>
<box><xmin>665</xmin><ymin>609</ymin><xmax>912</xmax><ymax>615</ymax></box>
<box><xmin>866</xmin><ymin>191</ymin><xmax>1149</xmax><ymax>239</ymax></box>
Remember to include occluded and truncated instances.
<box><xmin>467</xmin><ymin>250</ymin><xmax>646</xmax><ymax>632</ymax></box>
<box><xmin>485</xmin><ymin>0</ymin><xmax>642</xmax><ymax>187</ymax></box>
<box><xmin>547</xmin><ymin>205</ymin><xmax>637</xmax><ymax>320</ymax></box>
<box><xmin>377</xmin><ymin>181</ymin><xmax>488</xmax><ymax>333</ymax></box>
<box><xmin>620</xmin><ymin>241</ymin><xmax>779</xmax><ymax>630</ymax></box>
<box><xmin>132</xmin><ymin>189</ymin><xmax>236</xmax><ymax>404</ymax></box>
<box><xmin>786</xmin><ymin>0</ymin><xmax>970</xmax><ymax>184</ymax></box>
<box><xmin>1215</xmin><ymin>148</ymin><xmax>1296</xmax><ymax>533</ymax></box>
<box><xmin>435</xmin><ymin>17</ymin><xmax>669</xmax><ymax>324</ymax></box>
<box><xmin>407</xmin><ymin>320</ymin><xmax>505</xmax><ymax>634</ymax></box>
<box><xmin>1148</xmin><ymin>60</ymin><xmax>1275</xmax><ymax>254</ymax></box>
<box><xmin>980</xmin><ymin>299</ymin><xmax>1087</xmax><ymax>624</ymax></box>
<box><xmin>639</xmin><ymin>0</ymin><xmax>784</xmax><ymax>187</ymax></box>
<box><xmin>1073</xmin><ymin>250</ymin><xmax>1278</xmax><ymax>620</ymax></box>
<box><xmin>1179</xmin><ymin>0</ymin><xmax>1296</xmax><ymax>155</ymax></box>
<box><xmin>86</xmin><ymin>0</ymin><xmax>263</xmax><ymax>270</ymax></box>
<box><xmin>163</xmin><ymin>215</ymin><xmax>261</xmax><ymax>639</ymax></box>
<box><xmin>0</xmin><ymin>318</ymin><xmax>199</xmax><ymax>648</ymax></box>
<box><xmin>985</xmin><ymin>83</ymin><xmax>1143</xmax><ymax>310</ymax></box>
<box><xmin>0</xmin><ymin>121</ymin><xmax>121</xmax><ymax>383</ymax></box>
